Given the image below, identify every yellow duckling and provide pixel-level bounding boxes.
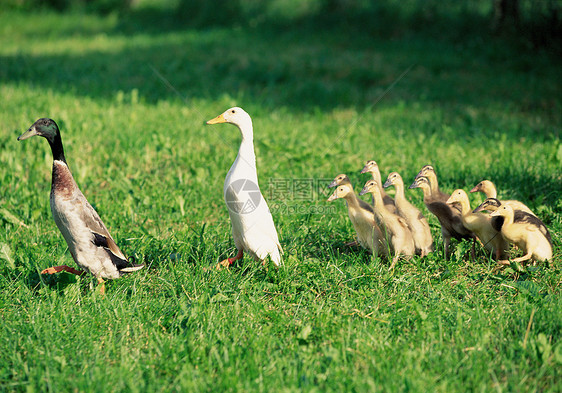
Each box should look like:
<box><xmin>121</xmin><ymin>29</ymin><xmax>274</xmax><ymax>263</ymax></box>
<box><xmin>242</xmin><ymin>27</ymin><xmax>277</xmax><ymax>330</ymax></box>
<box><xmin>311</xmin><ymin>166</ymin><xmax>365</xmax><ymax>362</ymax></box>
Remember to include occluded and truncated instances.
<box><xmin>360</xmin><ymin>180</ymin><xmax>415</xmax><ymax>269</ymax></box>
<box><xmin>470</xmin><ymin>180</ymin><xmax>535</xmax><ymax>216</ymax></box>
<box><xmin>360</xmin><ymin>160</ymin><xmax>397</xmax><ymax>214</ymax></box>
<box><xmin>327</xmin><ymin>181</ymin><xmax>386</xmax><ymax>256</ymax></box>
<box><xmin>446</xmin><ymin>189</ymin><xmax>509</xmax><ymax>260</ymax></box>
<box><xmin>490</xmin><ymin>204</ymin><xmax>553</xmax><ymax>265</ymax></box>
<box><xmin>383</xmin><ymin>172</ymin><xmax>433</xmax><ymax>257</ymax></box>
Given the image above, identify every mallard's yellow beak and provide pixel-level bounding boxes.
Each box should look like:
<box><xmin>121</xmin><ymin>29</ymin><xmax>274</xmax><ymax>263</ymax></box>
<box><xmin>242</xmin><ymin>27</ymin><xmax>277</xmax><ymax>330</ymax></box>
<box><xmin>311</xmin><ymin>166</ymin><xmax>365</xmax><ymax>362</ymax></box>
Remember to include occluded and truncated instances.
<box><xmin>206</xmin><ymin>114</ymin><xmax>226</xmax><ymax>125</ymax></box>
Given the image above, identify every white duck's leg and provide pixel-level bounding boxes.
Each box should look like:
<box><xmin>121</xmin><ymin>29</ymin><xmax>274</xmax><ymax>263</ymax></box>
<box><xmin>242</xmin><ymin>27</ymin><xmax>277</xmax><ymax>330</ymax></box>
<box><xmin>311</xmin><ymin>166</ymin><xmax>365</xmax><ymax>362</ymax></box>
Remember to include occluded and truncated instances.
<box><xmin>217</xmin><ymin>249</ymin><xmax>244</xmax><ymax>269</ymax></box>
<box><xmin>41</xmin><ymin>265</ymin><xmax>84</xmax><ymax>276</ymax></box>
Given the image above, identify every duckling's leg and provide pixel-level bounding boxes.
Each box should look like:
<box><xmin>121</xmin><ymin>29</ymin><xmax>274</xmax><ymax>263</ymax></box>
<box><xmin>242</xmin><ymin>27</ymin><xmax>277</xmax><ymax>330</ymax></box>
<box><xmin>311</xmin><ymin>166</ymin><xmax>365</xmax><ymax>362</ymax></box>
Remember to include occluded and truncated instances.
<box><xmin>508</xmin><ymin>252</ymin><xmax>533</xmax><ymax>265</ymax></box>
<box><xmin>389</xmin><ymin>255</ymin><xmax>399</xmax><ymax>270</ymax></box>
<box><xmin>443</xmin><ymin>237</ymin><xmax>451</xmax><ymax>260</ymax></box>
<box><xmin>41</xmin><ymin>265</ymin><xmax>84</xmax><ymax>276</ymax></box>
<box><xmin>217</xmin><ymin>249</ymin><xmax>243</xmax><ymax>269</ymax></box>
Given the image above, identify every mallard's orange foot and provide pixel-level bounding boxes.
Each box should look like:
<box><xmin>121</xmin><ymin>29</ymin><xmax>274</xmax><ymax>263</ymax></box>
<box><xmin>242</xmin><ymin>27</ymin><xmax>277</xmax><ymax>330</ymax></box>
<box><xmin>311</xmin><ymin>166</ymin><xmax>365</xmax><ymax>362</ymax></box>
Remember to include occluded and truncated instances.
<box><xmin>97</xmin><ymin>278</ymin><xmax>106</xmax><ymax>295</ymax></box>
<box><xmin>41</xmin><ymin>265</ymin><xmax>83</xmax><ymax>275</ymax></box>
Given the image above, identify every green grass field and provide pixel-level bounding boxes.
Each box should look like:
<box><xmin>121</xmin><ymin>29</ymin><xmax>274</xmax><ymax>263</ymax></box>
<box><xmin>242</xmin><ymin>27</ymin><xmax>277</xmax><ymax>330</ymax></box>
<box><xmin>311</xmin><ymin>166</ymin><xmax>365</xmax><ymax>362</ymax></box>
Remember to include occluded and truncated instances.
<box><xmin>0</xmin><ymin>2</ymin><xmax>561</xmax><ymax>392</ymax></box>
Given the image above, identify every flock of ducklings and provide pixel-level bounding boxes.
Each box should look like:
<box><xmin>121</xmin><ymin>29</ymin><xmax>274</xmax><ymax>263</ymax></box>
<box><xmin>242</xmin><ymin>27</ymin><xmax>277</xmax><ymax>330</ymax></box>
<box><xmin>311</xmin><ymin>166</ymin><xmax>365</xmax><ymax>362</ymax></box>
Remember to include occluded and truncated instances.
<box><xmin>18</xmin><ymin>108</ymin><xmax>553</xmax><ymax>293</ymax></box>
<box><xmin>328</xmin><ymin>163</ymin><xmax>553</xmax><ymax>268</ymax></box>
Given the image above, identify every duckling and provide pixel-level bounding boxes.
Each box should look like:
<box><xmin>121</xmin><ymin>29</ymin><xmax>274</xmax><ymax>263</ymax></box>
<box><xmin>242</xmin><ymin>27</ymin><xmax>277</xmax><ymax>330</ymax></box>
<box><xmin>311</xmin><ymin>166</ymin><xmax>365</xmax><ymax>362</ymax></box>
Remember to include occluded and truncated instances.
<box><xmin>383</xmin><ymin>172</ymin><xmax>433</xmax><ymax>257</ymax></box>
<box><xmin>328</xmin><ymin>174</ymin><xmax>358</xmax><ymax>247</ymax></box>
<box><xmin>490</xmin><ymin>204</ymin><xmax>552</xmax><ymax>265</ymax></box>
<box><xmin>360</xmin><ymin>180</ymin><xmax>415</xmax><ymax>269</ymax></box>
<box><xmin>206</xmin><ymin>107</ymin><xmax>282</xmax><ymax>269</ymax></box>
<box><xmin>473</xmin><ymin>198</ymin><xmax>535</xmax><ymax>232</ymax></box>
<box><xmin>360</xmin><ymin>160</ymin><xmax>397</xmax><ymax>214</ymax></box>
<box><xmin>414</xmin><ymin>165</ymin><xmax>453</xmax><ymax>206</ymax></box>
<box><xmin>470</xmin><ymin>180</ymin><xmax>535</xmax><ymax>216</ymax></box>
<box><xmin>327</xmin><ymin>181</ymin><xmax>386</xmax><ymax>256</ymax></box>
<box><xmin>328</xmin><ymin>174</ymin><xmax>351</xmax><ymax>188</ymax></box>
<box><xmin>409</xmin><ymin>177</ymin><xmax>475</xmax><ymax>259</ymax></box>
<box><xmin>446</xmin><ymin>189</ymin><xmax>509</xmax><ymax>260</ymax></box>
<box><xmin>17</xmin><ymin>118</ymin><xmax>143</xmax><ymax>293</ymax></box>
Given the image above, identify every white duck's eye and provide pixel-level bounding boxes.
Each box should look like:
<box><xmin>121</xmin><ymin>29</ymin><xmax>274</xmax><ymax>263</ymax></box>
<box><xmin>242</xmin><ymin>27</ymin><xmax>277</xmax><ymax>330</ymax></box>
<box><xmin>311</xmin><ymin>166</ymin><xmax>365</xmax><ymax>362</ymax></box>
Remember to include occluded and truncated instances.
<box><xmin>231</xmin><ymin>109</ymin><xmax>236</xmax><ymax>113</ymax></box>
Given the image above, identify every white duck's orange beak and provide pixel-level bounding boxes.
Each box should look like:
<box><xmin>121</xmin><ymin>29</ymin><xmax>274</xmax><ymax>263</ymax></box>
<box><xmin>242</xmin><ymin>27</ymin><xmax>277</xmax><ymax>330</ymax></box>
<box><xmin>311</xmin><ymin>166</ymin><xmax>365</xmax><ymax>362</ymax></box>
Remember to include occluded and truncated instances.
<box><xmin>206</xmin><ymin>113</ymin><xmax>226</xmax><ymax>125</ymax></box>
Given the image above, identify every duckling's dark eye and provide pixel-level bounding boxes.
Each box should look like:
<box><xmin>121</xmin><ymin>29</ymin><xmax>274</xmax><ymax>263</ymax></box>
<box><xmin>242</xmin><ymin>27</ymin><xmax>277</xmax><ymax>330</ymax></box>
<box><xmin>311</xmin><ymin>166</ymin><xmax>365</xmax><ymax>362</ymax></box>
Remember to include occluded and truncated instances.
<box><xmin>231</xmin><ymin>110</ymin><xmax>236</xmax><ymax>113</ymax></box>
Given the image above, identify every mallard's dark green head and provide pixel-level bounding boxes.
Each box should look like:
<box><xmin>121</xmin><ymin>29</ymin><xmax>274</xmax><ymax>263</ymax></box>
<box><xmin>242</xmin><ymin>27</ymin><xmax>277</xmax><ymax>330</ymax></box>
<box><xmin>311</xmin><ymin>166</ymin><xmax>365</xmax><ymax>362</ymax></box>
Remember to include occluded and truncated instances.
<box><xmin>18</xmin><ymin>118</ymin><xmax>60</xmax><ymax>143</ymax></box>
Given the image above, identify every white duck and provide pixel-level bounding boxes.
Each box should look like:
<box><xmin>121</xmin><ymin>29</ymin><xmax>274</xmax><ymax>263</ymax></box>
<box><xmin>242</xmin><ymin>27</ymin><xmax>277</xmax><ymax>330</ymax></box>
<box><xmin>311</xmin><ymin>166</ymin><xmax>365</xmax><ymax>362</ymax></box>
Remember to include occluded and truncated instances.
<box><xmin>206</xmin><ymin>107</ymin><xmax>282</xmax><ymax>268</ymax></box>
<box><xmin>18</xmin><ymin>118</ymin><xmax>144</xmax><ymax>293</ymax></box>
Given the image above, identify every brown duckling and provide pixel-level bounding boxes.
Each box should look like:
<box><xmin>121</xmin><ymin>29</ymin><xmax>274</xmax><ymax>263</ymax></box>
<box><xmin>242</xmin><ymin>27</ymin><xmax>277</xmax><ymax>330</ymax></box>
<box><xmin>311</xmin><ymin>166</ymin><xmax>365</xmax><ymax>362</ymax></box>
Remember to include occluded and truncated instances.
<box><xmin>414</xmin><ymin>165</ymin><xmax>450</xmax><ymax>203</ymax></box>
<box><xmin>409</xmin><ymin>177</ymin><xmax>475</xmax><ymax>259</ymax></box>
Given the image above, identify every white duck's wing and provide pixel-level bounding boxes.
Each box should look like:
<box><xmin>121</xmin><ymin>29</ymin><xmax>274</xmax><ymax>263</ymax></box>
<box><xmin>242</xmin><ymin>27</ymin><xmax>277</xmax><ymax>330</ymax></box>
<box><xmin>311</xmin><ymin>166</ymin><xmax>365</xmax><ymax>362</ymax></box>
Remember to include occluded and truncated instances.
<box><xmin>236</xmin><ymin>195</ymin><xmax>283</xmax><ymax>264</ymax></box>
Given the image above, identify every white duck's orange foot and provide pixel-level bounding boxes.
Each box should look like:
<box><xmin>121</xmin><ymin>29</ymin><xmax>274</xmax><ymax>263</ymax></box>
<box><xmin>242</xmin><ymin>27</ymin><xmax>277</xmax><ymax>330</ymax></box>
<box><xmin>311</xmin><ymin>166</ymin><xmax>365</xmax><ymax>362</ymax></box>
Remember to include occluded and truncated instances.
<box><xmin>41</xmin><ymin>265</ymin><xmax>84</xmax><ymax>275</ymax></box>
<box><xmin>216</xmin><ymin>259</ymin><xmax>232</xmax><ymax>270</ymax></box>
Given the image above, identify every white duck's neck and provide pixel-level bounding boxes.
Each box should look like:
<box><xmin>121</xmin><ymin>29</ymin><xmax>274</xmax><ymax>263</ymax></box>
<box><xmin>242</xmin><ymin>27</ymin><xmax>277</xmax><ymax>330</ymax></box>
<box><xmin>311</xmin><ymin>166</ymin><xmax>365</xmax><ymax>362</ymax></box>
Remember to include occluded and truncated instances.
<box><xmin>230</xmin><ymin>118</ymin><xmax>257</xmax><ymax>178</ymax></box>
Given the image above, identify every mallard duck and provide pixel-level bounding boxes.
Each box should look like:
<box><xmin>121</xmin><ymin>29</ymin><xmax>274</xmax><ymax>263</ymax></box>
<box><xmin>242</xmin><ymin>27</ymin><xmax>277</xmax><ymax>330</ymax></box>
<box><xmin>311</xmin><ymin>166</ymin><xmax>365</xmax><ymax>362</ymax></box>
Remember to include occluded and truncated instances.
<box><xmin>383</xmin><ymin>172</ymin><xmax>433</xmax><ymax>257</ymax></box>
<box><xmin>470</xmin><ymin>180</ymin><xmax>535</xmax><ymax>216</ymax></box>
<box><xmin>360</xmin><ymin>160</ymin><xmax>397</xmax><ymax>213</ymax></box>
<box><xmin>409</xmin><ymin>176</ymin><xmax>475</xmax><ymax>259</ymax></box>
<box><xmin>327</xmin><ymin>181</ymin><xmax>386</xmax><ymax>256</ymax></box>
<box><xmin>206</xmin><ymin>107</ymin><xmax>282</xmax><ymax>268</ymax></box>
<box><xmin>360</xmin><ymin>180</ymin><xmax>415</xmax><ymax>269</ymax></box>
<box><xmin>18</xmin><ymin>118</ymin><xmax>143</xmax><ymax>293</ymax></box>
<box><xmin>490</xmin><ymin>204</ymin><xmax>552</xmax><ymax>265</ymax></box>
<box><xmin>446</xmin><ymin>189</ymin><xmax>509</xmax><ymax>260</ymax></box>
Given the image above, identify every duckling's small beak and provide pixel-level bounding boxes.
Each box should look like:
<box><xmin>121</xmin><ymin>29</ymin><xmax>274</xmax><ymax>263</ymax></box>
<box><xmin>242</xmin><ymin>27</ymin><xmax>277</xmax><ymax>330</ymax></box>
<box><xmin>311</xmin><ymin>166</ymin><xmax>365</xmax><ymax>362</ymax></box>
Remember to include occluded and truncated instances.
<box><xmin>358</xmin><ymin>188</ymin><xmax>368</xmax><ymax>196</ymax></box>
<box><xmin>469</xmin><ymin>185</ymin><xmax>479</xmax><ymax>193</ymax></box>
<box><xmin>382</xmin><ymin>179</ymin><xmax>392</xmax><ymax>188</ymax></box>
<box><xmin>445</xmin><ymin>196</ymin><xmax>455</xmax><ymax>205</ymax></box>
<box><xmin>327</xmin><ymin>192</ymin><xmax>338</xmax><ymax>202</ymax></box>
<box><xmin>408</xmin><ymin>181</ymin><xmax>418</xmax><ymax>189</ymax></box>
<box><xmin>328</xmin><ymin>180</ymin><xmax>338</xmax><ymax>188</ymax></box>
<box><xmin>489</xmin><ymin>210</ymin><xmax>501</xmax><ymax>217</ymax></box>
<box><xmin>17</xmin><ymin>125</ymin><xmax>39</xmax><ymax>141</ymax></box>
<box><xmin>360</xmin><ymin>165</ymin><xmax>369</xmax><ymax>174</ymax></box>
<box><xmin>206</xmin><ymin>114</ymin><xmax>226</xmax><ymax>125</ymax></box>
